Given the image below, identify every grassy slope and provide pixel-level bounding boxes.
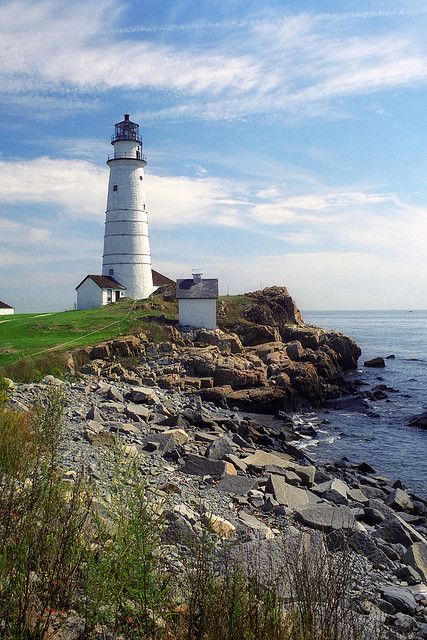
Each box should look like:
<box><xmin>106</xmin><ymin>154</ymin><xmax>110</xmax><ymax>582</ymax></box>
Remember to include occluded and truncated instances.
<box><xmin>0</xmin><ymin>298</ymin><xmax>178</xmax><ymax>370</ymax></box>
<box><xmin>0</xmin><ymin>294</ymin><xmax>250</xmax><ymax>377</ymax></box>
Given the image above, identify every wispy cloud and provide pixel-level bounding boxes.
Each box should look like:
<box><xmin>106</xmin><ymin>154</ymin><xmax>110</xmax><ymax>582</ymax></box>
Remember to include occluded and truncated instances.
<box><xmin>0</xmin><ymin>157</ymin><xmax>107</xmax><ymax>215</ymax></box>
<box><xmin>108</xmin><ymin>9</ymin><xmax>427</xmax><ymax>35</ymax></box>
<box><xmin>1</xmin><ymin>0</ymin><xmax>426</xmax><ymax>122</ymax></box>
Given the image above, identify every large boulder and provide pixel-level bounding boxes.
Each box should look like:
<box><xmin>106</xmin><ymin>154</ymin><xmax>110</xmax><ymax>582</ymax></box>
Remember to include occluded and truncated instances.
<box><xmin>179</xmin><ymin>347</ymin><xmax>218</xmax><ymax>378</ymax></box>
<box><xmin>193</xmin><ymin>329</ymin><xmax>243</xmax><ymax>354</ymax></box>
<box><xmin>281</xmin><ymin>325</ymin><xmax>322</xmax><ymax>350</ymax></box>
<box><xmin>236</xmin><ymin>324</ymin><xmax>281</xmax><ymax>346</ymax></box>
<box><xmin>244</xmin><ymin>286</ymin><xmax>304</xmax><ymax>326</ymax></box>
<box><xmin>402</xmin><ymin>542</ymin><xmax>427</xmax><ymax>582</ymax></box>
<box><xmin>226</xmin><ymin>385</ymin><xmax>298</xmax><ymax>412</ymax></box>
<box><xmin>295</xmin><ymin>504</ymin><xmax>357</xmax><ymax>531</ymax></box>
<box><xmin>265</xmin><ymin>475</ymin><xmax>315</xmax><ymax>509</ymax></box>
<box><xmin>407</xmin><ymin>411</ymin><xmax>427</xmax><ymax>430</ymax></box>
<box><xmin>213</xmin><ymin>354</ymin><xmax>267</xmax><ymax>389</ymax></box>
<box><xmin>320</xmin><ymin>332</ymin><xmax>361</xmax><ymax>371</ymax></box>
<box><xmin>364</xmin><ymin>357</ymin><xmax>385</xmax><ymax>368</ymax></box>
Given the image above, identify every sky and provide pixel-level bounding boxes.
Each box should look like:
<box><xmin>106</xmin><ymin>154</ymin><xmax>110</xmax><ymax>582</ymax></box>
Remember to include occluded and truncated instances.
<box><xmin>1</xmin><ymin>0</ymin><xmax>427</xmax><ymax>313</ymax></box>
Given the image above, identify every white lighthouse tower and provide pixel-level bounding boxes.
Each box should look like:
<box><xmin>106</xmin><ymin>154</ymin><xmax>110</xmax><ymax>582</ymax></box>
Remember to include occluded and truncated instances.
<box><xmin>101</xmin><ymin>114</ymin><xmax>154</xmax><ymax>299</ymax></box>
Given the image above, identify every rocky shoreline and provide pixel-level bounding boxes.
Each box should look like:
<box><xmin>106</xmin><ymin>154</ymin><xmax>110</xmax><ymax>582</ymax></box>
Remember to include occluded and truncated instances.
<box><xmin>7</xmin><ymin>388</ymin><xmax>426</xmax><ymax>635</ymax></box>
<box><xmin>5</xmin><ymin>287</ymin><xmax>427</xmax><ymax>638</ymax></box>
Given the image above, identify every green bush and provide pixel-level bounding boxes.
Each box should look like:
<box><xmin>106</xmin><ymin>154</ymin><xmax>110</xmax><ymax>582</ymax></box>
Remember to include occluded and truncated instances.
<box><xmin>0</xmin><ymin>390</ymin><xmax>168</xmax><ymax>640</ymax></box>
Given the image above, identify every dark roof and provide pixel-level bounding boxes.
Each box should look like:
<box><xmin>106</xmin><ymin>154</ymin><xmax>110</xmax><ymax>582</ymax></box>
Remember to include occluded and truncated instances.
<box><xmin>176</xmin><ymin>279</ymin><xmax>219</xmax><ymax>299</ymax></box>
<box><xmin>152</xmin><ymin>269</ymin><xmax>174</xmax><ymax>287</ymax></box>
<box><xmin>0</xmin><ymin>300</ymin><xmax>13</xmax><ymax>309</ymax></box>
<box><xmin>75</xmin><ymin>275</ymin><xmax>127</xmax><ymax>291</ymax></box>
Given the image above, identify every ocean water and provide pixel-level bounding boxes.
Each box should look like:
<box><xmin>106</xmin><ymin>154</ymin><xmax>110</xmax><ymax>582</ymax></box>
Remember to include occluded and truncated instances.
<box><xmin>297</xmin><ymin>310</ymin><xmax>427</xmax><ymax>499</ymax></box>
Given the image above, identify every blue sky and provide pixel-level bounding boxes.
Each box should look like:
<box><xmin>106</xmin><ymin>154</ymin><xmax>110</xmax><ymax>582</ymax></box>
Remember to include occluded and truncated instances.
<box><xmin>1</xmin><ymin>0</ymin><xmax>426</xmax><ymax>312</ymax></box>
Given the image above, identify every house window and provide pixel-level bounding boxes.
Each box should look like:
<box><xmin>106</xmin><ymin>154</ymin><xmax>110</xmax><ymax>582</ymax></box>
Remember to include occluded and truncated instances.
<box><xmin>107</xmin><ymin>289</ymin><xmax>112</xmax><ymax>302</ymax></box>
<box><xmin>113</xmin><ymin>185</ymin><xmax>118</xmax><ymax>192</ymax></box>
<box><xmin>109</xmin><ymin>268</ymin><xmax>114</xmax><ymax>275</ymax></box>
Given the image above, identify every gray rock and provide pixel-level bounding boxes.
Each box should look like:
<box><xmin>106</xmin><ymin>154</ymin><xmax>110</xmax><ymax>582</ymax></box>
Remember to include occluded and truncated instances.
<box><xmin>333</xmin><ymin>530</ymin><xmax>394</xmax><ymax>568</ymax></box>
<box><xmin>242</xmin><ymin>450</ymin><xmax>293</xmax><ymax>469</ymax></box>
<box><xmin>368</xmin><ymin>498</ymin><xmax>396</xmax><ymax>519</ymax></box>
<box><xmin>392</xmin><ymin>612</ymin><xmax>417</xmax><ymax>633</ymax></box>
<box><xmin>364</xmin><ymin>357</ymin><xmax>385</xmax><ymax>368</ymax></box>
<box><xmin>106</xmin><ymin>386</ymin><xmax>124</xmax><ymax>402</ymax></box>
<box><xmin>363</xmin><ymin>507</ymin><xmax>386</xmax><ymax>525</ymax></box>
<box><xmin>377</xmin><ymin>598</ymin><xmax>395</xmax><ymax>615</ymax></box>
<box><xmin>265</xmin><ymin>475</ymin><xmax>313</xmax><ymax>510</ymax></box>
<box><xmin>42</xmin><ymin>374</ymin><xmax>66</xmax><ymax>386</ymax></box>
<box><xmin>293</xmin><ymin>464</ymin><xmax>316</xmax><ymax>487</ymax></box>
<box><xmin>360</xmin><ymin>485</ymin><xmax>387</xmax><ymax>499</ymax></box>
<box><xmin>125</xmin><ymin>403</ymin><xmax>150</xmax><ymax>422</ymax></box>
<box><xmin>386</xmin><ymin>487</ymin><xmax>414</xmax><ymax>512</ymax></box>
<box><xmin>131</xmin><ymin>386</ymin><xmax>160</xmax><ymax>405</ymax></box>
<box><xmin>238</xmin><ymin>512</ymin><xmax>274</xmax><ymax>539</ymax></box>
<box><xmin>401</xmin><ymin>542</ymin><xmax>427</xmax><ymax>582</ymax></box>
<box><xmin>407</xmin><ymin>411</ymin><xmax>427</xmax><ymax>430</ymax></box>
<box><xmin>381</xmin><ymin>585</ymin><xmax>417</xmax><ymax>615</ymax></box>
<box><xmin>54</xmin><ymin>611</ymin><xmax>85</xmax><ymax>640</ymax></box>
<box><xmin>373</xmin><ymin>517</ymin><xmax>413</xmax><ymax>548</ymax></box>
<box><xmin>224</xmin><ymin>454</ymin><xmax>248</xmax><ymax>473</ymax></box>
<box><xmin>162</xmin><ymin>512</ymin><xmax>196</xmax><ymax>545</ymax></box>
<box><xmin>216</xmin><ymin>475</ymin><xmax>259</xmax><ymax>495</ymax></box>
<box><xmin>206</xmin><ymin>436</ymin><xmax>234</xmax><ymax>460</ymax></box>
<box><xmin>181</xmin><ymin>454</ymin><xmax>227</xmax><ymax>478</ymax></box>
<box><xmin>394</xmin><ymin>565</ymin><xmax>422</xmax><ymax>585</ymax></box>
<box><xmin>325</xmin><ymin>395</ymin><xmax>370</xmax><ymax>411</ymax></box>
<box><xmin>295</xmin><ymin>504</ymin><xmax>356</xmax><ymax>531</ymax></box>
<box><xmin>141</xmin><ymin>433</ymin><xmax>175</xmax><ymax>453</ymax></box>
<box><xmin>347</xmin><ymin>488</ymin><xmax>369</xmax><ymax>505</ymax></box>
<box><xmin>6</xmin><ymin>398</ymin><xmax>29</xmax><ymax>412</ymax></box>
<box><xmin>86</xmin><ymin>405</ymin><xmax>104</xmax><ymax>421</ymax></box>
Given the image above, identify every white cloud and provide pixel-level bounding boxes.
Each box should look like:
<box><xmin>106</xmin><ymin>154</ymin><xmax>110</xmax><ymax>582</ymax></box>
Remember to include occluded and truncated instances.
<box><xmin>0</xmin><ymin>156</ymin><xmax>249</xmax><ymax>227</ymax></box>
<box><xmin>0</xmin><ymin>1</ymin><xmax>426</xmax><ymax>121</ymax></box>
<box><xmin>0</xmin><ymin>157</ymin><xmax>106</xmax><ymax>215</ymax></box>
<box><xmin>0</xmin><ymin>0</ymin><xmax>270</xmax><ymax>103</ymax></box>
<box><xmin>0</xmin><ymin>218</ymin><xmax>51</xmax><ymax>244</ymax></box>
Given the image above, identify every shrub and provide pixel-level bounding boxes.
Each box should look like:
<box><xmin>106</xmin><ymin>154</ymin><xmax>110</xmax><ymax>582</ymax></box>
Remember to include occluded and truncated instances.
<box><xmin>169</xmin><ymin>533</ymin><xmax>385</xmax><ymax>640</ymax></box>
<box><xmin>0</xmin><ymin>352</ymin><xmax>69</xmax><ymax>383</ymax></box>
<box><xmin>0</xmin><ymin>390</ymin><xmax>168</xmax><ymax>640</ymax></box>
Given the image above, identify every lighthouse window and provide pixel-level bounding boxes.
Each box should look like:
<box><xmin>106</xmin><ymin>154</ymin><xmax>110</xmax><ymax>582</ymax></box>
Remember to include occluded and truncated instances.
<box><xmin>139</xmin><ymin>176</ymin><xmax>143</xmax><ymax>181</ymax></box>
<box><xmin>113</xmin><ymin>185</ymin><xmax>118</xmax><ymax>192</ymax></box>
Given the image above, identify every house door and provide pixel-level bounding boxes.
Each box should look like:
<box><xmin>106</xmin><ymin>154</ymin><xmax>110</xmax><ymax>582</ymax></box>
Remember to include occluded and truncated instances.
<box><xmin>114</xmin><ymin>291</ymin><xmax>120</xmax><ymax>302</ymax></box>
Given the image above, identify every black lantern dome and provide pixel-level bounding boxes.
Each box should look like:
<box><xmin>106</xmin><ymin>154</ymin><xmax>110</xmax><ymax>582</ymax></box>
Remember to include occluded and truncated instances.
<box><xmin>111</xmin><ymin>114</ymin><xmax>142</xmax><ymax>145</ymax></box>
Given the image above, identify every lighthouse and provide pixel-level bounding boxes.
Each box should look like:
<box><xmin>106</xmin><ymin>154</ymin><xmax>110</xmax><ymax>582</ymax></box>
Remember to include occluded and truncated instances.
<box><xmin>101</xmin><ymin>114</ymin><xmax>154</xmax><ymax>299</ymax></box>
<box><xmin>75</xmin><ymin>115</ymin><xmax>173</xmax><ymax>310</ymax></box>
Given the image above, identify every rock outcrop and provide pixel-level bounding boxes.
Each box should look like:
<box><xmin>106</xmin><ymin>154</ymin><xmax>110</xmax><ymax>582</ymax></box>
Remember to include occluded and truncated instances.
<box><xmin>71</xmin><ymin>287</ymin><xmax>361</xmax><ymax>413</ymax></box>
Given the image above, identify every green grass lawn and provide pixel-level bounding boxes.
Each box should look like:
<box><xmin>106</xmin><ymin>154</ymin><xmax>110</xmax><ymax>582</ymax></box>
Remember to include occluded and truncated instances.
<box><xmin>0</xmin><ymin>298</ymin><xmax>178</xmax><ymax>371</ymax></box>
<box><xmin>0</xmin><ymin>294</ymin><xmax>250</xmax><ymax>381</ymax></box>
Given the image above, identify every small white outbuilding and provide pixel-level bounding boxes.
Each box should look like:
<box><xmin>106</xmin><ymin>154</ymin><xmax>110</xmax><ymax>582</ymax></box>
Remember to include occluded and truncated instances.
<box><xmin>176</xmin><ymin>274</ymin><xmax>218</xmax><ymax>330</ymax></box>
<box><xmin>75</xmin><ymin>270</ymin><xmax>174</xmax><ymax>310</ymax></box>
<box><xmin>0</xmin><ymin>300</ymin><xmax>14</xmax><ymax>316</ymax></box>
<box><xmin>75</xmin><ymin>275</ymin><xmax>126</xmax><ymax>311</ymax></box>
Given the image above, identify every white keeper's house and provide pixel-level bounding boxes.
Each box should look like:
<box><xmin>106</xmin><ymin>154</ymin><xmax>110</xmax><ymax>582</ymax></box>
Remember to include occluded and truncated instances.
<box><xmin>76</xmin><ymin>270</ymin><xmax>173</xmax><ymax>311</ymax></box>
<box><xmin>176</xmin><ymin>273</ymin><xmax>219</xmax><ymax>330</ymax></box>
<box><xmin>0</xmin><ymin>300</ymin><xmax>14</xmax><ymax>316</ymax></box>
<box><xmin>75</xmin><ymin>114</ymin><xmax>172</xmax><ymax>310</ymax></box>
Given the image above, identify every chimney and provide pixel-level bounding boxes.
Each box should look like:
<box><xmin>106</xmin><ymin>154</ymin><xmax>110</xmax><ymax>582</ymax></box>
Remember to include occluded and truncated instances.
<box><xmin>192</xmin><ymin>272</ymin><xmax>202</xmax><ymax>284</ymax></box>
